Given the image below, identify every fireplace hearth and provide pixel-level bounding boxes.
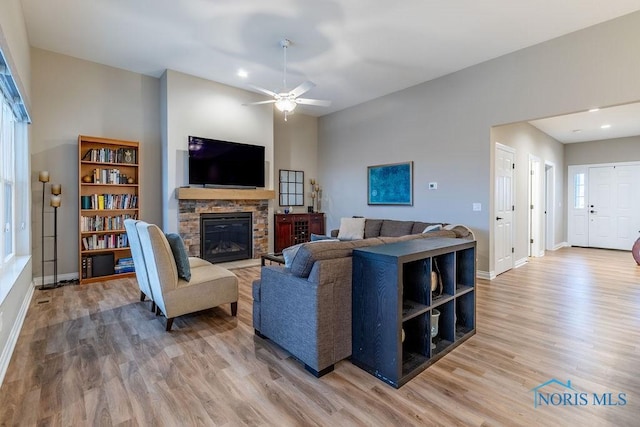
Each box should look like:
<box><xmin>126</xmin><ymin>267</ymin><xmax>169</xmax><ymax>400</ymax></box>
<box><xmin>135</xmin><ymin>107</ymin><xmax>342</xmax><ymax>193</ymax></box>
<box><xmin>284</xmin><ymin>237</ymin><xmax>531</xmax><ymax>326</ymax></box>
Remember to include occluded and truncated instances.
<box><xmin>200</xmin><ymin>212</ymin><xmax>252</xmax><ymax>263</ymax></box>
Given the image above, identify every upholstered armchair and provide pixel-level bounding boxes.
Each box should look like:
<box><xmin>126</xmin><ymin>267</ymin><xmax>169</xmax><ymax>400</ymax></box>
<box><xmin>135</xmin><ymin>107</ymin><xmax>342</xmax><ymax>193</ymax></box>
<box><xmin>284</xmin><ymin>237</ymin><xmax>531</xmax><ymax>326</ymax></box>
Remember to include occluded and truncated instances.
<box><xmin>135</xmin><ymin>221</ymin><xmax>239</xmax><ymax>331</ymax></box>
<box><xmin>124</xmin><ymin>219</ymin><xmax>155</xmax><ymax>309</ymax></box>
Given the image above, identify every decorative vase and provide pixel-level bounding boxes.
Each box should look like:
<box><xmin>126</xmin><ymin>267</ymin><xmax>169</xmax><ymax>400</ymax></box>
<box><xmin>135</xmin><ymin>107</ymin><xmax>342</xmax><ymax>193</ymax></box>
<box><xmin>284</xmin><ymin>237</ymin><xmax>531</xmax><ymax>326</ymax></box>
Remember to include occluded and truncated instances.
<box><xmin>430</xmin><ymin>309</ymin><xmax>441</xmax><ymax>350</ymax></box>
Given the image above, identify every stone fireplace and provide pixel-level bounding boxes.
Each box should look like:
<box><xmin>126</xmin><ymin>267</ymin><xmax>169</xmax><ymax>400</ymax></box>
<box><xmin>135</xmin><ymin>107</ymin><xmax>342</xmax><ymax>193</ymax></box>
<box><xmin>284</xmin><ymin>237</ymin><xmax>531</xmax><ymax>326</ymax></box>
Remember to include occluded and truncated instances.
<box><xmin>200</xmin><ymin>212</ymin><xmax>252</xmax><ymax>263</ymax></box>
<box><xmin>177</xmin><ymin>189</ymin><xmax>272</xmax><ymax>261</ymax></box>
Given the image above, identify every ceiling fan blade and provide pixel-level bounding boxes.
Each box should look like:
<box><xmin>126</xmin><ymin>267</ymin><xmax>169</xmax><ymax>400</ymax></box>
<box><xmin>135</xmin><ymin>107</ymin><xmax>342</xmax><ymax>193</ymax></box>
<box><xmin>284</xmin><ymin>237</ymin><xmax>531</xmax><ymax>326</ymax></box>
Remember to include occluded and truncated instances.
<box><xmin>248</xmin><ymin>84</ymin><xmax>277</xmax><ymax>98</ymax></box>
<box><xmin>296</xmin><ymin>98</ymin><xmax>332</xmax><ymax>107</ymax></box>
<box><xmin>289</xmin><ymin>80</ymin><xmax>315</xmax><ymax>98</ymax></box>
<box><xmin>243</xmin><ymin>100</ymin><xmax>277</xmax><ymax>106</ymax></box>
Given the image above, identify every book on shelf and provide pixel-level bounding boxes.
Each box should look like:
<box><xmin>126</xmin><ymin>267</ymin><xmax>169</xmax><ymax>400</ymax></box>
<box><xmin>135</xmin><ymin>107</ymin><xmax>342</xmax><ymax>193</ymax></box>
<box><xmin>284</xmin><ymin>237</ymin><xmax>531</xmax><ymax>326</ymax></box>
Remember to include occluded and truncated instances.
<box><xmin>83</xmin><ymin>147</ymin><xmax>138</xmax><ymax>164</ymax></box>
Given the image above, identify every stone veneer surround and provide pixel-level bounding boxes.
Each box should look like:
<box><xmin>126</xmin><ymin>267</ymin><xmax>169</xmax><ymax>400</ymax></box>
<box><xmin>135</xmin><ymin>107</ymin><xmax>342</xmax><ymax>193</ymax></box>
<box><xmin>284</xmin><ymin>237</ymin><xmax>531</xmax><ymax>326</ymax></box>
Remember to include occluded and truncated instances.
<box><xmin>178</xmin><ymin>199</ymin><xmax>269</xmax><ymax>259</ymax></box>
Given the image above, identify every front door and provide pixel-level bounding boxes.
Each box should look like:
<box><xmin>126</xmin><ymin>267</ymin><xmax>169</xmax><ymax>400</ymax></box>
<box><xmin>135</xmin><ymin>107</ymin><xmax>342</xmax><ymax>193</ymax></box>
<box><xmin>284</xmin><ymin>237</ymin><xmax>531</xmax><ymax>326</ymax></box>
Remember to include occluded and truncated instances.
<box><xmin>588</xmin><ymin>165</ymin><xmax>640</xmax><ymax>250</ymax></box>
<box><xmin>495</xmin><ymin>144</ymin><xmax>514</xmax><ymax>276</ymax></box>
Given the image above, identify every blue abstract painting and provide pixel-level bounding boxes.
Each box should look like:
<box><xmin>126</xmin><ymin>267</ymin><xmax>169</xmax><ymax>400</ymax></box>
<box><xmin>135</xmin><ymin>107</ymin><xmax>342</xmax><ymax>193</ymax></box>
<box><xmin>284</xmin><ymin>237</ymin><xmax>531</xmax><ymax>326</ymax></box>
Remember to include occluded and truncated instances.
<box><xmin>368</xmin><ymin>162</ymin><xmax>413</xmax><ymax>205</ymax></box>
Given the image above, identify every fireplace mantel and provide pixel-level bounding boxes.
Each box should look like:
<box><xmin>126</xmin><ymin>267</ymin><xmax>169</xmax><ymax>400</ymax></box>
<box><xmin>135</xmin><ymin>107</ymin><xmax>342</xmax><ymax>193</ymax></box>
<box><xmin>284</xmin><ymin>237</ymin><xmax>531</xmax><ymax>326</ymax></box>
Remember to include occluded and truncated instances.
<box><xmin>176</xmin><ymin>187</ymin><xmax>275</xmax><ymax>200</ymax></box>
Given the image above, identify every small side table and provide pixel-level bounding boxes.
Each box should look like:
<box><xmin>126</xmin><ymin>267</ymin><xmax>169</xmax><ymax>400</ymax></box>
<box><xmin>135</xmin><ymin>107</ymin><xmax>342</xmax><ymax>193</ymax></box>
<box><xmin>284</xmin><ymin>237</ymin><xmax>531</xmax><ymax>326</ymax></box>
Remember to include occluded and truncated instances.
<box><xmin>261</xmin><ymin>253</ymin><xmax>285</xmax><ymax>266</ymax></box>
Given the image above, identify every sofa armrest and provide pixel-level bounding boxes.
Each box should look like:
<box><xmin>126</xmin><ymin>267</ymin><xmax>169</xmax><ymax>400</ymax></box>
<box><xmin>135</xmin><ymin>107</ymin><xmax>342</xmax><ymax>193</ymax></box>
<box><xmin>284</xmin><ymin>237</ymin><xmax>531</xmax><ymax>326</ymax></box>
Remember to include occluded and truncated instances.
<box><xmin>257</xmin><ymin>259</ymin><xmax>352</xmax><ymax>372</ymax></box>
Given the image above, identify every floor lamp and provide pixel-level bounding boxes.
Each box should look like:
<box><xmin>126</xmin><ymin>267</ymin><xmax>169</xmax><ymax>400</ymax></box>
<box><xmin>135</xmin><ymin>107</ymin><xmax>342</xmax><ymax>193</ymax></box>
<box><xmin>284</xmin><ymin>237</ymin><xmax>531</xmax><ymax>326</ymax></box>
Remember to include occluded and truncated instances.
<box><xmin>39</xmin><ymin>171</ymin><xmax>61</xmax><ymax>290</ymax></box>
<box><xmin>38</xmin><ymin>171</ymin><xmax>49</xmax><ymax>289</ymax></box>
<box><xmin>50</xmin><ymin>185</ymin><xmax>61</xmax><ymax>289</ymax></box>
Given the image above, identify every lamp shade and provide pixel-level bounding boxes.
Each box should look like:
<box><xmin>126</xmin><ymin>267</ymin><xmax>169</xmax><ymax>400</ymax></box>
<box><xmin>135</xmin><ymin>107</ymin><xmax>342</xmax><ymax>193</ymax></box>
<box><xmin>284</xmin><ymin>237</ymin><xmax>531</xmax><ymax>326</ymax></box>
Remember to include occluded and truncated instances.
<box><xmin>50</xmin><ymin>195</ymin><xmax>61</xmax><ymax>208</ymax></box>
<box><xmin>39</xmin><ymin>171</ymin><xmax>50</xmax><ymax>182</ymax></box>
<box><xmin>275</xmin><ymin>99</ymin><xmax>297</xmax><ymax>113</ymax></box>
<box><xmin>51</xmin><ymin>184</ymin><xmax>62</xmax><ymax>195</ymax></box>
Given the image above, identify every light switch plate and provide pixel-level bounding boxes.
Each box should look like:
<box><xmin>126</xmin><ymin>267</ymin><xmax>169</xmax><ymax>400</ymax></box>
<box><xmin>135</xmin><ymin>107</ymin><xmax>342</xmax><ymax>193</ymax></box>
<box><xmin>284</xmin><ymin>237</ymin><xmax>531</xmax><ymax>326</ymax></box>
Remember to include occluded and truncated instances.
<box><xmin>428</xmin><ymin>182</ymin><xmax>438</xmax><ymax>190</ymax></box>
<box><xmin>473</xmin><ymin>203</ymin><xmax>482</xmax><ymax>211</ymax></box>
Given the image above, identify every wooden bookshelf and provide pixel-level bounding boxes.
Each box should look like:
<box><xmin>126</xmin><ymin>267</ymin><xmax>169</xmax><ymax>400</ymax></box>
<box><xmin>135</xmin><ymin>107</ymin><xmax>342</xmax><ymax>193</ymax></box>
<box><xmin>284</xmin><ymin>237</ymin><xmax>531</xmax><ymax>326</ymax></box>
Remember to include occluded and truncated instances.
<box><xmin>78</xmin><ymin>135</ymin><xmax>140</xmax><ymax>284</ymax></box>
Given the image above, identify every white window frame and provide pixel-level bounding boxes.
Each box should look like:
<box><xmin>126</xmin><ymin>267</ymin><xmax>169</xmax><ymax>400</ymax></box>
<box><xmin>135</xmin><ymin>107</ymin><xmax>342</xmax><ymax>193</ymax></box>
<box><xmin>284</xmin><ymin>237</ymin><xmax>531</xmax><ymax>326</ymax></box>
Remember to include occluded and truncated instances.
<box><xmin>0</xmin><ymin>94</ymin><xmax>17</xmax><ymax>267</ymax></box>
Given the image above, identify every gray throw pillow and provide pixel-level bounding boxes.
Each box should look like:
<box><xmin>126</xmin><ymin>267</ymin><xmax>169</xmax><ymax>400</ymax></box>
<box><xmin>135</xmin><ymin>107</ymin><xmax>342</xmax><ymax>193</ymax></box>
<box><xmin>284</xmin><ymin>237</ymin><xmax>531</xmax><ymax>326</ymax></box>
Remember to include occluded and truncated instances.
<box><xmin>165</xmin><ymin>233</ymin><xmax>191</xmax><ymax>281</ymax></box>
<box><xmin>311</xmin><ymin>233</ymin><xmax>333</xmax><ymax>241</ymax></box>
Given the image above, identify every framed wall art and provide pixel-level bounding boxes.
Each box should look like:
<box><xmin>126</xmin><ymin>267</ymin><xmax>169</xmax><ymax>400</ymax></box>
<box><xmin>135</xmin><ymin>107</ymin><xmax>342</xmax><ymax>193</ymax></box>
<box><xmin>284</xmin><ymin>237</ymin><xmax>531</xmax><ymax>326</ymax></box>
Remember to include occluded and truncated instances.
<box><xmin>367</xmin><ymin>161</ymin><xmax>413</xmax><ymax>205</ymax></box>
<box><xmin>279</xmin><ymin>169</ymin><xmax>305</xmax><ymax>206</ymax></box>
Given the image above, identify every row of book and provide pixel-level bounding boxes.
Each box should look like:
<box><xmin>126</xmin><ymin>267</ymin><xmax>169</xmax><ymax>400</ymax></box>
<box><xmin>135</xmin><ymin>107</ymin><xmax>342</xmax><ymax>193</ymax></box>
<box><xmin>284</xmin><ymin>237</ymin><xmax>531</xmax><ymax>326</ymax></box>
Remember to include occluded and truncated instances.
<box><xmin>81</xmin><ymin>253</ymin><xmax>115</xmax><ymax>279</ymax></box>
<box><xmin>82</xmin><ymin>147</ymin><xmax>137</xmax><ymax>164</ymax></box>
<box><xmin>81</xmin><ymin>254</ymin><xmax>136</xmax><ymax>279</ymax></box>
<box><xmin>81</xmin><ymin>194</ymin><xmax>138</xmax><ymax>210</ymax></box>
<box><xmin>82</xmin><ymin>233</ymin><xmax>129</xmax><ymax>251</ymax></box>
<box><xmin>80</xmin><ymin>213</ymin><xmax>137</xmax><ymax>232</ymax></box>
<box><xmin>114</xmin><ymin>257</ymin><xmax>135</xmax><ymax>274</ymax></box>
<box><xmin>91</xmin><ymin>168</ymin><xmax>133</xmax><ymax>185</ymax></box>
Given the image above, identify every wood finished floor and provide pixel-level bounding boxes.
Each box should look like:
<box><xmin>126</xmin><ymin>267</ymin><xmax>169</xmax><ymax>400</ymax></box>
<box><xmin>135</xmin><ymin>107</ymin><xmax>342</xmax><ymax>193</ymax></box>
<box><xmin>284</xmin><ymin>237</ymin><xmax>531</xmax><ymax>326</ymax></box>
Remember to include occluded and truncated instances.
<box><xmin>1</xmin><ymin>247</ymin><xmax>639</xmax><ymax>426</ymax></box>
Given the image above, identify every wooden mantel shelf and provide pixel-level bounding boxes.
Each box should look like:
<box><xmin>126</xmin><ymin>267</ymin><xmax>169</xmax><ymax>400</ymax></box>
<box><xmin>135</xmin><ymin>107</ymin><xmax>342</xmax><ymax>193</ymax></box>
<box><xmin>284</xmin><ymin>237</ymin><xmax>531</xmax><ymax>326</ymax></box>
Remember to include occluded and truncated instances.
<box><xmin>176</xmin><ymin>187</ymin><xmax>275</xmax><ymax>200</ymax></box>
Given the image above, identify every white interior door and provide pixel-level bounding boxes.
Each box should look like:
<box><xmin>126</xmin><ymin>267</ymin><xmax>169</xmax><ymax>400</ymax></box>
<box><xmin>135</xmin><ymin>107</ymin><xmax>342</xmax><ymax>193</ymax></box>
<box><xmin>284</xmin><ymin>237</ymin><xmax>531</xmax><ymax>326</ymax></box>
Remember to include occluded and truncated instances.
<box><xmin>588</xmin><ymin>165</ymin><xmax>640</xmax><ymax>250</ymax></box>
<box><xmin>495</xmin><ymin>144</ymin><xmax>514</xmax><ymax>276</ymax></box>
<box><xmin>529</xmin><ymin>156</ymin><xmax>542</xmax><ymax>257</ymax></box>
<box><xmin>544</xmin><ymin>162</ymin><xmax>555</xmax><ymax>251</ymax></box>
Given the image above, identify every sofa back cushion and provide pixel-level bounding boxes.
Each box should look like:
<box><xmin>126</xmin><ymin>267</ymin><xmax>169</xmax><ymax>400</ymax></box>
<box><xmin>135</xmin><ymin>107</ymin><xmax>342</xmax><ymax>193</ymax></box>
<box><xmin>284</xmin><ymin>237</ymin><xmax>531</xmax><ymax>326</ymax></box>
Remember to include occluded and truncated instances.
<box><xmin>290</xmin><ymin>238</ymin><xmax>382</xmax><ymax>278</ymax></box>
<box><xmin>364</xmin><ymin>219</ymin><xmax>384</xmax><ymax>238</ymax></box>
<box><xmin>380</xmin><ymin>220</ymin><xmax>414</xmax><ymax>237</ymax></box>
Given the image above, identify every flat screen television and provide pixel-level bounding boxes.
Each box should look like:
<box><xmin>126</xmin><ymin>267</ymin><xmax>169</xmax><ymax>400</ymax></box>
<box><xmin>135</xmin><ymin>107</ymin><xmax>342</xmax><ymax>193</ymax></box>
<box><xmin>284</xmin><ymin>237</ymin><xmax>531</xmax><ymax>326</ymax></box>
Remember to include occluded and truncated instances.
<box><xmin>188</xmin><ymin>136</ymin><xmax>265</xmax><ymax>188</ymax></box>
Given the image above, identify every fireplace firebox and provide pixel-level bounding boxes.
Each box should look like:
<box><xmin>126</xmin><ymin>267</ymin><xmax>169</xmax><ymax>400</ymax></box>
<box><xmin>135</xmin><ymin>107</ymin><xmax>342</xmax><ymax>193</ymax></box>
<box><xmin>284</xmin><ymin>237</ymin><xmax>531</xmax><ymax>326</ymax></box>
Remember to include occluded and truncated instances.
<box><xmin>200</xmin><ymin>213</ymin><xmax>252</xmax><ymax>263</ymax></box>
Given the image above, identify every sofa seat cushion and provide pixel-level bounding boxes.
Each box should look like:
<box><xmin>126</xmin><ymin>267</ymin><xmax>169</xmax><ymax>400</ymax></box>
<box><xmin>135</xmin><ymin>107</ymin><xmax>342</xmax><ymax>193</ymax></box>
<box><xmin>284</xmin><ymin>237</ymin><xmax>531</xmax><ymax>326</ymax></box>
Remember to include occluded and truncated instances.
<box><xmin>165</xmin><ymin>264</ymin><xmax>238</xmax><ymax>318</ymax></box>
<box><xmin>380</xmin><ymin>220</ymin><xmax>415</xmax><ymax>237</ymax></box>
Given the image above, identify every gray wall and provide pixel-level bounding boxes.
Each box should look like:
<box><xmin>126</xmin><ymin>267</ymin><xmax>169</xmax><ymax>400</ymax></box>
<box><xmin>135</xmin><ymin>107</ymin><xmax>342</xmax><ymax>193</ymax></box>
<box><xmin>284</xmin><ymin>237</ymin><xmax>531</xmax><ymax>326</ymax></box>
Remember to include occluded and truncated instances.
<box><xmin>30</xmin><ymin>48</ymin><xmax>162</xmax><ymax>278</ymax></box>
<box><xmin>160</xmin><ymin>69</ymin><xmax>275</xmax><ymax>236</ymax></box>
<box><xmin>565</xmin><ymin>135</ymin><xmax>640</xmax><ymax>166</ymax></box>
<box><xmin>274</xmin><ymin>113</ymin><xmax>319</xmax><ymax>214</ymax></box>
<box><xmin>0</xmin><ymin>0</ymin><xmax>32</xmax><ymax>384</ymax></box>
<box><xmin>491</xmin><ymin>122</ymin><xmax>564</xmax><ymax>261</ymax></box>
<box><xmin>318</xmin><ymin>11</ymin><xmax>640</xmax><ymax>274</ymax></box>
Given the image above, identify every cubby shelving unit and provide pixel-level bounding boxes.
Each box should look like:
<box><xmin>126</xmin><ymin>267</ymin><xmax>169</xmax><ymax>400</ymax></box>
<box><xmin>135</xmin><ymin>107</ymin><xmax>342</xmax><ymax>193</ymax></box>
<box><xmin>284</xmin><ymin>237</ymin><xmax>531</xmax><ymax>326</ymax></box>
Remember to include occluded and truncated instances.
<box><xmin>351</xmin><ymin>237</ymin><xmax>476</xmax><ymax>388</ymax></box>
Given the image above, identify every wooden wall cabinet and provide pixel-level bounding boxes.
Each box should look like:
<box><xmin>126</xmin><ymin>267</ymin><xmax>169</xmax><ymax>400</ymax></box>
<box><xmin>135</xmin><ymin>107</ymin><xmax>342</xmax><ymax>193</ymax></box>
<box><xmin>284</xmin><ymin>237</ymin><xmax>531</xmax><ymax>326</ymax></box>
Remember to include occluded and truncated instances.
<box><xmin>274</xmin><ymin>213</ymin><xmax>325</xmax><ymax>253</ymax></box>
<box><xmin>352</xmin><ymin>237</ymin><xmax>476</xmax><ymax>388</ymax></box>
<box><xmin>78</xmin><ymin>135</ymin><xmax>140</xmax><ymax>284</ymax></box>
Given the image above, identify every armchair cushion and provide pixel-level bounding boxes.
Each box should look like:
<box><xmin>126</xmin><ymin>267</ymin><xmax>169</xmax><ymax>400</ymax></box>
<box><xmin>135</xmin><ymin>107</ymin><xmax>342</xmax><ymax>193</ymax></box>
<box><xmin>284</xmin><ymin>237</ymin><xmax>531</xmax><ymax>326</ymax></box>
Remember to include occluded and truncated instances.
<box><xmin>165</xmin><ymin>233</ymin><xmax>191</xmax><ymax>281</ymax></box>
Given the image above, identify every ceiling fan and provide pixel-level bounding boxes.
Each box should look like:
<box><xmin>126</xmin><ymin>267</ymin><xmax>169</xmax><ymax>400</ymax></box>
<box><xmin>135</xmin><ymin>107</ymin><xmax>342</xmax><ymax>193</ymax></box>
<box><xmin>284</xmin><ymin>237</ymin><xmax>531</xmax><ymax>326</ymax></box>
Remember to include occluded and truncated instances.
<box><xmin>244</xmin><ymin>39</ymin><xmax>331</xmax><ymax>121</ymax></box>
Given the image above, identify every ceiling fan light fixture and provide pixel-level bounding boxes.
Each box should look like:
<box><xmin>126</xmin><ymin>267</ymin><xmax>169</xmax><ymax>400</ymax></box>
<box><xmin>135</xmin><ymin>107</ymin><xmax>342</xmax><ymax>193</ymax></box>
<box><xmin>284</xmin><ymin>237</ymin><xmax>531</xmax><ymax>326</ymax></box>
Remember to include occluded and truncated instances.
<box><xmin>275</xmin><ymin>98</ymin><xmax>297</xmax><ymax>113</ymax></box>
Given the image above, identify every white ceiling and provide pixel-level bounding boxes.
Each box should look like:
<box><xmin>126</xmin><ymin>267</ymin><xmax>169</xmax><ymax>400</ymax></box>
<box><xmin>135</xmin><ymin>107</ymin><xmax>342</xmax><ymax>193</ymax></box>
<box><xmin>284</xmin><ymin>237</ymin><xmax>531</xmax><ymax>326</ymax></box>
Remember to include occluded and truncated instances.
<box><xmin>529</xmin><ymin>102</ymin><xmax>640</xmax><ymax>143</ymax></box>
<box><xmin>19</xmin><ymin>0</ymin><xmax>640</xmax><ymax>120</ymax></box>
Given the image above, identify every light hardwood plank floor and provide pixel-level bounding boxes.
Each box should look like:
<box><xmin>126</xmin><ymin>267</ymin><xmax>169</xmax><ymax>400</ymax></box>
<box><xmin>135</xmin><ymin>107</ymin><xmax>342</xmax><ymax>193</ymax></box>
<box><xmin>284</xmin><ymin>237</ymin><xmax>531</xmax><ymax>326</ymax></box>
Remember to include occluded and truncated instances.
<box><xmin>1</xmin><ymin>247</ymin><xmax>639</xmax><ymax>426</ymax></box>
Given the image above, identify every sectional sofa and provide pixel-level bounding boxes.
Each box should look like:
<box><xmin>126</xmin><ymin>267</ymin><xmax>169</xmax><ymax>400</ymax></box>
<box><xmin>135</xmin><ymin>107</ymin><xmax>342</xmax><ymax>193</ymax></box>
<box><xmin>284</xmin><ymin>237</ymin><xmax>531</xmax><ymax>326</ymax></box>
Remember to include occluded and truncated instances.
<box><xmin>252</xmin><ymin>218</ymin><xmax>474</xmax><ymax>376</ymax></box>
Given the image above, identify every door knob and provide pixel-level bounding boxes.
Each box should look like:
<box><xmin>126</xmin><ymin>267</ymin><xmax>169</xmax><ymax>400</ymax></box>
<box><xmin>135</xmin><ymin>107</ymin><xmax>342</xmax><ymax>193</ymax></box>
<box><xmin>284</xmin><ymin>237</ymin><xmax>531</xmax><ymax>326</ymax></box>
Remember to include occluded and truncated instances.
<box><xmin>496</xmin><ymin>216</ymin><xmax>503</xmax><ymax>221</ymax></box>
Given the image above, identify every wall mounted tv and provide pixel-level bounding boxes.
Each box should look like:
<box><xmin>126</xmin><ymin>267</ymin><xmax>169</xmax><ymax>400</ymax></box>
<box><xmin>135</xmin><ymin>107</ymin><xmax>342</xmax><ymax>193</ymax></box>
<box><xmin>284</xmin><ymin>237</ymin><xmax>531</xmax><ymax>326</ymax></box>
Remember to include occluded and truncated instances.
<box><xmin>188</xmin><ymin>136</ymin><xmax>265</xmax><ymax>188</ymax></box>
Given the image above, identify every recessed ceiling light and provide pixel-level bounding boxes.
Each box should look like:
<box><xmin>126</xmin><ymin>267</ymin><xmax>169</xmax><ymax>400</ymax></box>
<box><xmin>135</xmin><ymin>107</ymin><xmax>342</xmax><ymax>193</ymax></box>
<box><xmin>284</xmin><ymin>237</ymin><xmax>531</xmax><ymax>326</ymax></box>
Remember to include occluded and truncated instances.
<box><xmin>601</xmin><ymin>124</ymin><xmax>611</xmax><ymax>129</ymax></box>
<box><xmin>589</xmin><ymin>108</ymin><xmax>600</xmax><ymax>113</ymax></box>
<box><xmin>237</xmin><ymin>69</ymin><xmax>248</xmax><ymax>78</ymax></box>
<box><xmin>572</xmin><ymin>129</ymin><xmax>582</xmax><ymax>133</ymax></box>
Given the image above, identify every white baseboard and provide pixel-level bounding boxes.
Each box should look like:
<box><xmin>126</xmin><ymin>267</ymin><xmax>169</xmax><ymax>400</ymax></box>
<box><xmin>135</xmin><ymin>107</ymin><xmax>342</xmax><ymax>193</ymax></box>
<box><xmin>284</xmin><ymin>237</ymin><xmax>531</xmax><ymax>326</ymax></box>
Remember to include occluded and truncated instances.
<box><xmin>477</xmin><ymin>270</ymin><xmax>494</xmax><ymax>280</ymax></box>
<box><xmin>0</xmin><ymin>281</ymin><xmax>35</xmax><ymax>387</ymax></box>
<box><xmin>552</xmin><ymin>242</ymin><xmax>569</xmax><ymax>250</ymax></box>
<box><xmin>33</xmin><ymin>272</ymin><xmax>78</xmax><ymax>287</ymax></box>
<box><xmin>514</xmin><ymin>257</ymin><xmax>528</xmax><ymax>268</ymax></box>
